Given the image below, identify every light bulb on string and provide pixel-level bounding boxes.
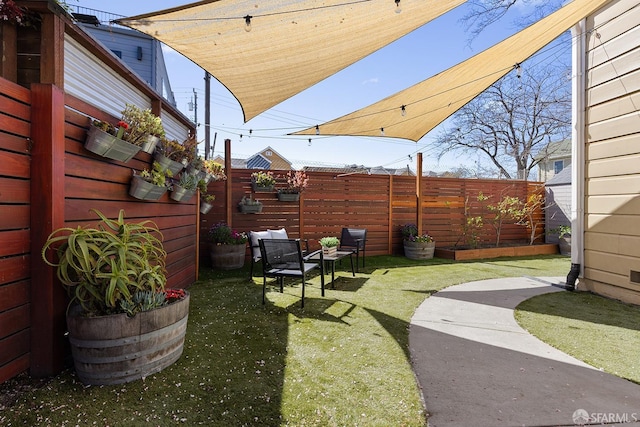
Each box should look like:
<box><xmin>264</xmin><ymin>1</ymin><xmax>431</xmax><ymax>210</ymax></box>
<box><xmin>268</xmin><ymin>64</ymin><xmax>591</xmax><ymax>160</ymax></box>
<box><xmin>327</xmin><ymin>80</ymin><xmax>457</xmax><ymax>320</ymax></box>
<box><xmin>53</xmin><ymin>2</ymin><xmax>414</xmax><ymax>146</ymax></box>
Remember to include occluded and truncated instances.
<box><xmin>514</xmin><ymin>62</ymin><xmax>522</xmax><ymax>78</ymax></box>
<box><xmin>308</xmin><ymin>138</ymin><xmax>312</xmax><ymax>146</ymax></box>
<box><xmin>315</xmin><ymin>125</ymin><xmax>320</xmax><ymax>135</ymax></box>
<box><xmin>380</xmin><ymin>127</ymin><xmax>385</xmax><ymax>136</ymax></box>
<box><xmin>244</xmin><ymin>15</ymin><xmax>252</xmax><ymax>32</ymax></box>
<box><xmin>239</xmin><ymin>133</ymin><xmax>243</xmax><ymax>142</ymax></box>
<box><xmin>401</xmin><ymin>105</ymin><xmax>406</xmax><ymax>117</ymax></box>
<box><xmin>394</xmin><ymin>0</ymin><xmax>402</xmax><ymax>13</ymax></box>
<box><xmin>249</xmin><ymin>129</ymin><xmax>253</xmax><ymax>138</ymax></box>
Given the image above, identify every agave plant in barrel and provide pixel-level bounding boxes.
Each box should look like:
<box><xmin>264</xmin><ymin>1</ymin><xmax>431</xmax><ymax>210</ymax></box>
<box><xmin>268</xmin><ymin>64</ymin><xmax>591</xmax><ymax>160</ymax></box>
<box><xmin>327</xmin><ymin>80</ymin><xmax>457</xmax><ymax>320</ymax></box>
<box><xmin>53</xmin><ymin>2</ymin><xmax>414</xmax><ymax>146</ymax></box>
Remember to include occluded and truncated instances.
<box><xmin>41</xmin><ymin>209</ymin><xmax>189</xmax><ymax>385</ymax></box>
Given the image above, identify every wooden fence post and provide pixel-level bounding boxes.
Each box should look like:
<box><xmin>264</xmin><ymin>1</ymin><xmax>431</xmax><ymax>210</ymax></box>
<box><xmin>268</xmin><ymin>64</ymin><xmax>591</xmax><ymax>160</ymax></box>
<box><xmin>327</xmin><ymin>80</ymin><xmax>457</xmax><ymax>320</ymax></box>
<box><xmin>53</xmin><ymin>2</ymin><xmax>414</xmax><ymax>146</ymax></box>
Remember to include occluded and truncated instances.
<box><xmin>30</xmin><ymin>84</ymin><xmax>66</xmax><ymax>377</ymax></box>
<box><xmin>416</xmin><ymin>153</ymin><xmax>423</xmax><ymax>235</ymax></box>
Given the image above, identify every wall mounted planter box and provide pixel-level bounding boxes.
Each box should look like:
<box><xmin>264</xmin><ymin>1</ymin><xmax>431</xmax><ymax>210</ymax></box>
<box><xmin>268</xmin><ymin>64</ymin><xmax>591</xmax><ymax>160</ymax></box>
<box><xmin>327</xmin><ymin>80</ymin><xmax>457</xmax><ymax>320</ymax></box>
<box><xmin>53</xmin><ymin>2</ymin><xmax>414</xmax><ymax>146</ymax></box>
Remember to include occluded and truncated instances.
<box><xmin>278</xmin><ymin>192</ymin><xmax>300</xmax><ymax>202</ymax></box>
<box><xmin>434</xmin><ymin>243</ymin><xmax>559</xmax><ymax>261</ymax></box>
<box><xmin>154</xmin><ymin>151</ymin><xmax>186</xmax><ymax>176</ymax></box>
<box><xmin>140</xmin><ymin>134</ymin><xmax>160</xmax><ymax>154</ymax></box>
<box><xmin>84</xmin><ymin>126</ymin><xmax>141</xmax><ymax>163</ymax></box>
<box><xmin>129</xmin><ymin>175</ymin><xmax>167</xmax><ymax>200</ymax></box>
<box><xmin>238</xmin><ymin>204</ymin><xmax>263</xmax><ymax>214</ymax></box>
<box><xmin>66</xmin><ymin>292</ymin><xmax>189</xmax><ymax>385</ymax></box>
<box><xmin>251</xmin><ymin>180</ymin><xmax>274</xmax><ymax>192</ymax></box>
<box><xmin>200</xmin><ymin>201</ymin><xmax>213</xmax><ymax>214</ymax></box>
<box><xmin>170</xmin><ymin>186</ymin><xmax>196</xmax><ymax>202</ymax></box>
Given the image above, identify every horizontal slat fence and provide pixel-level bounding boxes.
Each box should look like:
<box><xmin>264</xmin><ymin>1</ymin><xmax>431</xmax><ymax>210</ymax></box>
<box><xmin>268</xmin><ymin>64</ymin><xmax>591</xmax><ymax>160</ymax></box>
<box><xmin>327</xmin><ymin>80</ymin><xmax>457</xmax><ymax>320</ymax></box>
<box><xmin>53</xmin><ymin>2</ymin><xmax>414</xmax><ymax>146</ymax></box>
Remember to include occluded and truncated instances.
<box><xmin>0</xmin><ymin>77</ymin><xmax>32</xmax><ymax>384</ymax></box>
<box><xmin>200</xmin><ymin>170</ymin><xmax>545</xmax><ymax>263</ymax></box>
<box><xmin>64</xmin><ymin>94</ymin><xmax>198</xmax><ymax>289</ymax></box>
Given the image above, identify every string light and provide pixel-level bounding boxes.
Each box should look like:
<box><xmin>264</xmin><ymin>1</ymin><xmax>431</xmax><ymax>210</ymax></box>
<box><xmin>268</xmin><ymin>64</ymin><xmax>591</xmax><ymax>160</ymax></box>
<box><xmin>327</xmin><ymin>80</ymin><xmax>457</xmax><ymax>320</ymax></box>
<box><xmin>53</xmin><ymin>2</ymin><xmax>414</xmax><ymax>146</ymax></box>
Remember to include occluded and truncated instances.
<box><xmin>514</xmin><ymin>62</ymin><xmax>522</xmax><ymax>78</ymax></box>
<box><xmin>239</xmin><ymin>133</ymin><xmax>243</xmax><ymax>142</ymax></box>
<box><xmin>401</xmin><ymin>105</ymin><xmax>406</xmax><ymax>116</ymax></box>
<box><xmin>244</xmin><ymin>15</ymin><xmax>252</xmax><ymax>32</ymax></box>
<box><xmin>380</xmin><ymin>127</ymin><xmax>385</xmax><ymax>136</ymax></box>
<box><xmin>249</xmin><ymin>129</ymin><xmax>253</xmax><ymax>137</ymax></box>
<box><xmin>308</xmin><ymin>138</ymin><xmax>312</xmax><ymax>146</ymax></box>
<box><xmin>315</xmin><ymin>125</ymin><xmax>320</xmax><ymax>135</ymax></box>
<box><xmin>394</xmin><ymin>0</ymin><xmax>402</xmax><ymax>14</ymax></box>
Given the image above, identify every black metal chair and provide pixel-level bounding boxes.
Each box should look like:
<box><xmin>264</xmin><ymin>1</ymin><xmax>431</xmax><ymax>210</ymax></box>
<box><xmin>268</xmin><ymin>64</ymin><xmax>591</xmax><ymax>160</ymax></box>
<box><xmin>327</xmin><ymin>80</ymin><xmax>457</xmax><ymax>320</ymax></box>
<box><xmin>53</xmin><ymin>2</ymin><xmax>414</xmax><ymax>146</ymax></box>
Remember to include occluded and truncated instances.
<box><xmin>249</xmin><ymin>229</ymin><xmax>309</xmax><ymax>279</ymax></box>
<box><xmin>258</xmin><ymin>238</ymin><xmax>324</xmax><ymax>308</ymax></box>
<box><xmin>339</xmin><ymin>228</ymin><xmax>367</xmax><ymax>272</ymax></box>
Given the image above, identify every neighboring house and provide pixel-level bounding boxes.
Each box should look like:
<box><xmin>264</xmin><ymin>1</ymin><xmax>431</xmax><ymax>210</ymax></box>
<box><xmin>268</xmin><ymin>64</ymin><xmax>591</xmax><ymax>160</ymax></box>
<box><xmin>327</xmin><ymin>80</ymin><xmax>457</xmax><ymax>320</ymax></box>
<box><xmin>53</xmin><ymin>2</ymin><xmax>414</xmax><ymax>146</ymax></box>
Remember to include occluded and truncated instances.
<box><xmin>535</xmin><ymin>139</ymin><xmax>572</xmax><ymax>182</ymax></box>
<box><xmin>213</xmin><ymin>146</ymin><xmax>293</xmax><ymax>170</ymax></box>
<box><xmin>72</xmin><ymin>7</ymin><xmax>177</xmax><ymax>107</ymax></box>
<box><xmin>545</xmin><ymin>165</ymin><xmax>572</xmax><ymax>244</ymax></box>
<box><xmin>571</xmin><ymin>0</ymin><xmax>640</xmax><ymax>304</ymax></box>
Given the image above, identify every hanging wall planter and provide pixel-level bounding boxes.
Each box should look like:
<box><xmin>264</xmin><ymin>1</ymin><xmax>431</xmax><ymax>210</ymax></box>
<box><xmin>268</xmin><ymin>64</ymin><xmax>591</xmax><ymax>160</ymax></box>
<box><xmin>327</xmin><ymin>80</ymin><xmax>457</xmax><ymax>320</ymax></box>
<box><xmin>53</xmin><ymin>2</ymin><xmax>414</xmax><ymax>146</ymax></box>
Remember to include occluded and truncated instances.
<box><xmin>200</xmin><ymin>200</ymin><xmax>213</xmax><ymax>214</ymax></box>
<box><xmin>140</xmin><ymin>134</ymin><xmax>160</xmax><ymax>154</ymax></box>
<box><xmin>170</xmin><ymin>185</ymin><xmax>196</xmax><ymax>202</ymax></box>
<box><xmin>84</xmin><ymin>125</ymin><xmax>141</xmax><ymax>163</ymax></box>
<box><xmin>129</xmin><ymin>175</ymin><xmax>167</xmax><ymax>200</ymax></box>
<box><xmin>277</xmin><ymin>192</ymin><xmax>300</xmax><ymax>202</ymax></box>
<box><xmin>154</xmin><ymin>150</ymin><xmax>186</xmax><ymax>176</ymax></box>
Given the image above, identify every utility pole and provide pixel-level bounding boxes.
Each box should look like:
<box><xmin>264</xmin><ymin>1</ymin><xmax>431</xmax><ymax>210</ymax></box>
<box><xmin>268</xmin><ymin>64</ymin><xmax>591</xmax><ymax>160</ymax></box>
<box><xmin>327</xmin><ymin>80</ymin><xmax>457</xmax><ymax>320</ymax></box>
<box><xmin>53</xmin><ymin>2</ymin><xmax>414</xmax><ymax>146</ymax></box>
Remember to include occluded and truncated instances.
<box><xmin>204</xmin><ymin>71</ymin><xmax>211</xmax><ymax>159</ymax></box>
<box><xmin>192</xmin><ymin>88</ymin><xmax>198</xmax><ymax>130</ymax></box>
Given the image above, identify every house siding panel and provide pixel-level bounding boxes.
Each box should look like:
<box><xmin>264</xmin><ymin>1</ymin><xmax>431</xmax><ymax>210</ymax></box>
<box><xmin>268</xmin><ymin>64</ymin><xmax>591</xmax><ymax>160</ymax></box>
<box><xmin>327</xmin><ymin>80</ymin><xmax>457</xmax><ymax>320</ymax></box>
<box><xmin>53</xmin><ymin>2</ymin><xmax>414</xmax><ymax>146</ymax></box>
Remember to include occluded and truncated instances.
<box><xmin>581</xmin><ymin>0</ymin><xmax>640</xmax><ymax>304</ymax></box>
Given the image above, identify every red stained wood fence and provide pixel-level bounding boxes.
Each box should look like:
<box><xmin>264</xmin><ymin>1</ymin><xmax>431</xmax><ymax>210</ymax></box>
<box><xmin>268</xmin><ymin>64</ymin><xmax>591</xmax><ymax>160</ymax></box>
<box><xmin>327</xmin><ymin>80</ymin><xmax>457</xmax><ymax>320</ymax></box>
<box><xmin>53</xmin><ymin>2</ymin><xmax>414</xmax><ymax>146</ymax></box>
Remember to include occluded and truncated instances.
<box><xmin>199</xmin><ymin>169</ymin><xmax>545</xmax><ymax>262</ymax></box>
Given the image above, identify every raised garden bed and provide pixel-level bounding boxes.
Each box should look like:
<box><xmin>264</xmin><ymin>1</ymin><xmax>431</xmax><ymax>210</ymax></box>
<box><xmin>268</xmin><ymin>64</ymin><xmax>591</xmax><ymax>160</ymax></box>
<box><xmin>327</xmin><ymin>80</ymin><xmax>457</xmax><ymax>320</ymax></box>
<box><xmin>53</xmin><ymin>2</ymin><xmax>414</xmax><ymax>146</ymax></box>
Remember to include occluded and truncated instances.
<box><xmin>435</xmin><ymin>243</ymin><xmax>559</xmax><ymax>261</ymax></box>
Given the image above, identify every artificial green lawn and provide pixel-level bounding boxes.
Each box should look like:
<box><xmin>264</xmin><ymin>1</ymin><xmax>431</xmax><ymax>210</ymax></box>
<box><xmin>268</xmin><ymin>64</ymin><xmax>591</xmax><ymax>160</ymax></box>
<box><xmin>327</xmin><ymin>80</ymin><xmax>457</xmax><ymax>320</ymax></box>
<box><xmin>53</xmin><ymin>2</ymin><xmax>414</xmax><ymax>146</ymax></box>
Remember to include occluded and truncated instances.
<box><xmin>515</xmin><ymin>291</ymin><xmax>640</xmax><ymax>384</ymax></box>
<box><xmin>4</xmin><ymin>254</ymin><xmax>631</xmax><ymax>426</ymax></box>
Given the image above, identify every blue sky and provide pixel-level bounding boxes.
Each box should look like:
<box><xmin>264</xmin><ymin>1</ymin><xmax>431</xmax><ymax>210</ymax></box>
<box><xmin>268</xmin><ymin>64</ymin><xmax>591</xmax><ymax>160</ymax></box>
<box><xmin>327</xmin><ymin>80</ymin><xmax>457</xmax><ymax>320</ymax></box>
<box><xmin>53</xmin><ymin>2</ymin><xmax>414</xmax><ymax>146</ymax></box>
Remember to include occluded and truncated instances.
<box><xmin>74</xmin><ymin>1</ymin><xmax>543</xmax><ymax>173</ymax></box>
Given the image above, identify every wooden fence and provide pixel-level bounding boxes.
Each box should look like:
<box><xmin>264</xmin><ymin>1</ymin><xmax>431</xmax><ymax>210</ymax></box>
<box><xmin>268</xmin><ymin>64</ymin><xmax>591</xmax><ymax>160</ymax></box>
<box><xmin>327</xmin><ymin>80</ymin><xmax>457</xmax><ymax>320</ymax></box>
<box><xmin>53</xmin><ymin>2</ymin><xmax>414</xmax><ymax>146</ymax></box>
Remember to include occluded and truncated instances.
<box><xmin>199</xmin><ymin>168</ymin><xmax>545</xmax><ymax>262</ymax></box>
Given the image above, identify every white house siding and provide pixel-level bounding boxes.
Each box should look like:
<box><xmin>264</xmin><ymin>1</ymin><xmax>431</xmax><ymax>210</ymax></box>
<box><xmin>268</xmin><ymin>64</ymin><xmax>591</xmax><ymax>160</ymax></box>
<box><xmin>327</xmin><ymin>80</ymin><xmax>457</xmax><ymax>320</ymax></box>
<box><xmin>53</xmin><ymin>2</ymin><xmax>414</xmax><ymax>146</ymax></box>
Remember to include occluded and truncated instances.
<box><xmin>582</xmin><ymin>0</ymin><xmax>640</xmax><ymax>304</ymax></box>
<box><xmin>161</xmin><ymin>108</ymin><xmax>191</xmax><ymax>142</ymax></box>
<box><xmin>545</xmin><ymin>166</ymin><xmax>572</xmax><ymax>244</ymax></box>
<box><xmin>64</xmin><ymin>34</ymin><xmax>150</xmax><ymax>118</ymax></box>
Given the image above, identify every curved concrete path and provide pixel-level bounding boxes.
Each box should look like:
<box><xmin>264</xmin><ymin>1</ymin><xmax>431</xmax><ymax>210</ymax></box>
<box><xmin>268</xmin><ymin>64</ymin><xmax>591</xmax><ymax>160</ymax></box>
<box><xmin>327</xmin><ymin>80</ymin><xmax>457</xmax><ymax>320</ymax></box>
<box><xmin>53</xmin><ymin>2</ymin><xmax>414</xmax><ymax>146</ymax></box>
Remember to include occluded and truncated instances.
<box><xmin>409</xmin><ymin>276</ymin><xmax>640</xmax><ymax>427</ymax></box>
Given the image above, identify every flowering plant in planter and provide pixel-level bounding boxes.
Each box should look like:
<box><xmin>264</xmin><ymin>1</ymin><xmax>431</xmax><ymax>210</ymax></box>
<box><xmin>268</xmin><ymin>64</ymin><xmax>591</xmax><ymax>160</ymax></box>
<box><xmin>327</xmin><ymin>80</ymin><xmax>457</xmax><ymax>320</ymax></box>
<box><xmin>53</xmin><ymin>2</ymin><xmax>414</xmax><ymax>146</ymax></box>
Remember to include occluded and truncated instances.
<box><xmin>209</xmin><ymin>222</ymin><xmax>248</xmax><ymax>245</ymax></box>
<box><xmin>203</xmin><ymin>159</ymin><xmax>226</xmax><ymax>181</ymax></box>
<box><xmin>251</xmin><ymin>170</ymin><xmax>276</xmax><ymax>187</ymax></box>
<box><xmin>401</xmin><ymin>223</ymin><xmax>434</xmax><ymax>243</ymax></box>
<box><xmin>278</xmin><ymin>170</ymin><xmax>309</xmax><ymax>194</ymax></box>
<box><xmin>155</xmin><ymin>138</ymin><xmax>189</xmax><ymax>163</ymax></box>
<box><xmin>119</xmin><ymin>103</ymin><xmax>165</xmax><ymax>146</ymax></box>
<box><xmin>139</xmin><ymin>161</ymin><xmax>173</xmax><ymax>187</ymax></box>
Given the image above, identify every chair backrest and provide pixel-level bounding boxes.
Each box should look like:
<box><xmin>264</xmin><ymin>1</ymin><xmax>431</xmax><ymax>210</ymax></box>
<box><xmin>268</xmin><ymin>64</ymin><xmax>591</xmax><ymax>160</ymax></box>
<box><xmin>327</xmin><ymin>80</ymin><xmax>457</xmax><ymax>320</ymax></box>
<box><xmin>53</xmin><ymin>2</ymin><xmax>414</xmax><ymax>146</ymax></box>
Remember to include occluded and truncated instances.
<box><xmin>340</xmin><ymin>228</ymin><xmax>367</xmax><ymax>249</ymax></box>
<box><xmin>258</xmin><ymin>238</ymin><xmax>303</xmax><ymax>272</ymax></box>
<box><xmin>249</xmin><ymin>228</ymin><xmax>290</xmax><ymax>260</ymax></box>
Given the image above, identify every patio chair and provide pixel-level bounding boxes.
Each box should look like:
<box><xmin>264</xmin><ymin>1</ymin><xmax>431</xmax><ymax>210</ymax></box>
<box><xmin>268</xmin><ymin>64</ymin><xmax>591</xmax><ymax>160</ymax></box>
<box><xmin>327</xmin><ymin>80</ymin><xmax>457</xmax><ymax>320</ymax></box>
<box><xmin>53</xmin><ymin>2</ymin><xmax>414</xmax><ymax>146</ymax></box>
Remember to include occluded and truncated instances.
<box><xmin>248</xmin><ymin>228</ymin><xmax>308</xmax><ymax>278</ymax></box>
<box><xmin>339</xmin><ymin>228</ymin><xmax>367</xmax><ymax>272</ymax></box>
<box><xmin>258</xmin><ymin>238</ymin><xmax>324</xmax><ymax>308</ymax></box>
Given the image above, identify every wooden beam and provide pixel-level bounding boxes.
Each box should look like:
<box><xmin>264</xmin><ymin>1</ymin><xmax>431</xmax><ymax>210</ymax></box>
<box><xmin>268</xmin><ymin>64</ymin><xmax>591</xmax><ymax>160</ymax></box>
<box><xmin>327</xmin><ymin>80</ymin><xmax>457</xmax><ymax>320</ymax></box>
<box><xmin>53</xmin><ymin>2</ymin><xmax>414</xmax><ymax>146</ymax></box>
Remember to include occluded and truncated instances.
<box><xmin>30</xmin><ymin>83</ymin><xmax>66</xmax><ymax>377</ymax></box>
<box><xmin>416</xmin><ymin>153</ymin><xmax>423</xmax><ymax>235</ymax></box>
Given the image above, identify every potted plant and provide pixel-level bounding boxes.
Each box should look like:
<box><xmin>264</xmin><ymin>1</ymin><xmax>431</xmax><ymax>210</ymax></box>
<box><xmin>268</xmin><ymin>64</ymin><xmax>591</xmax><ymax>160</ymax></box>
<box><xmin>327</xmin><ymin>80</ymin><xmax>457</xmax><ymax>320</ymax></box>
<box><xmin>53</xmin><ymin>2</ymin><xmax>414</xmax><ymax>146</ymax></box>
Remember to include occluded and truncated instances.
<box><xmin>553</xmin><ymin>225</ymin><xmax>571</xmax><ymax>256</ymax></box>
<box><xmin>129</xmin><ymin>161</ymin><xmax>172</xmax><ymax>200</ymax></box>
<box><xmin>251</xmin><ymin>170</ymin><xmax>276</xmax><ymax>192</ymax></box>
<box><xmin>119</xmin><ymin>103</ymin><xmax>165</xmax><ymax>154</ymax></box>
<box><xmin>277</xmin><ymin>170</ymin><xmax>308</xmax><ymax>202</ymax></box>
<box><xmin>170</xmin><ymin>172</ymin><xmax>198</xmax><ymax>202</ymax></box>
<box><xmin>209</xmin><ymin>222</ymin><xmax>248</xmax><ymax>270</ymax></box>
<box><xmin>203</xmin><ymin>159</ymin><xmax>226</xmax><ymax>182</ymax></box>
<box><xmin>401</xmin><ymin>223</ymin><xmax>435</xmax><ymax>260</ymax></box>
<box><xmin>84</xmin><ymin>118</ymin><xmax>142</xmax><ymax>163</ymax></box>
<box><xmin>154</xmin><ymin>138</ymin><xmax>189</xmax><ymax>175</ymax></box>
<box><xmin>238</xmin><ymin>195</ymin><xmax>263</xmax><ymax>213</ymax></box>
<box><xmin>319</xmin><ymin>236</ymin><xmax>340</xmax><ymax>256</ymax></box>
<box><xmin>197</xmin><ymin>179</ymin><xmax>216</xmax><ymax>214</ymax></box>
<box><xmin>40</xmin><ymin>209</ymin><xmax>189</xmax><ymax>385</ymax></box>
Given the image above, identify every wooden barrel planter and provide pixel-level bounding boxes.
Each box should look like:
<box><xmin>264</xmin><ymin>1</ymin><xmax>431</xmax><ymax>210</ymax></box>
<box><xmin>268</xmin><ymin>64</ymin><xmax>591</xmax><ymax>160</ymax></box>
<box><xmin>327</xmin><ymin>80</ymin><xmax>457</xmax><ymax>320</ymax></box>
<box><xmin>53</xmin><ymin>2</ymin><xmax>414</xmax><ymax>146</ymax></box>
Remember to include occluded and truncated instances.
<box><xmin>66</xmin><ymin>292</ymin><xmax>190</xmax><ymax>385</ymax></box>
<box><xmin>210</xmin><ymin>244</ymin><xmax>246</xmax><ymax>269</ymax></box>
<box><xmin>403</xmin><ymin>241</ymin><xmax>436</xmax><ymax>260</ymax></box>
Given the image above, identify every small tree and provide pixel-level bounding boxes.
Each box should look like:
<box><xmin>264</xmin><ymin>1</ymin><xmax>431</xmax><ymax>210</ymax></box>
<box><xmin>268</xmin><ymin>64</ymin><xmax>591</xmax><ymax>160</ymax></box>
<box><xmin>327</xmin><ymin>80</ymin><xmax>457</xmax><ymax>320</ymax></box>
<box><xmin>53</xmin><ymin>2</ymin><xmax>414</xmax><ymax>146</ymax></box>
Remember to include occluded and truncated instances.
<box><xmin>486</xmin><ymin>194</ymin><xmax>522</xmax><ymax>247</ymax></box>
<box><xmin>515</xmin><ymin>193</ymin><xmax>547</xmax><ymax>245</ymax></box>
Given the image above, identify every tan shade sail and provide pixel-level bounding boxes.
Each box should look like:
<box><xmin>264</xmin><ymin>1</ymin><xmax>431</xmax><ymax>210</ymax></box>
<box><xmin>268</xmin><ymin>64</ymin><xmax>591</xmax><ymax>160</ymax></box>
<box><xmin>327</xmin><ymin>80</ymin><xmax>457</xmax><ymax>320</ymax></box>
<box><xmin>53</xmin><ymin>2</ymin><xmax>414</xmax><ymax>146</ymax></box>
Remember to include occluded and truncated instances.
<box><xmin>116</xmin><ymin>0</ymin><xmax>466</xmax><ymax>122</ymax></box>
<box><xmin>293</xmin><ymin>0</ymin><xmax>612</xmax><ymax>141</ymax></box>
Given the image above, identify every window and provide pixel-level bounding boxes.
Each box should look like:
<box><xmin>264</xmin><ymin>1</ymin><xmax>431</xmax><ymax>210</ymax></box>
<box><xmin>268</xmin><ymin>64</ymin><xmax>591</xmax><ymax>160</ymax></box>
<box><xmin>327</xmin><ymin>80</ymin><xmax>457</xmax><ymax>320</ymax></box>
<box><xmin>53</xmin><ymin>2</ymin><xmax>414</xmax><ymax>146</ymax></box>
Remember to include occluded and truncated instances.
<box><xmin>554</xmin><ymin>160</ymin><xmax>564</xmax><ymax>174</ymax></box>
<box><xmin>265</xmin><ymin>150</ymin><xmax>272</xmax><ymax>157</ymax></box>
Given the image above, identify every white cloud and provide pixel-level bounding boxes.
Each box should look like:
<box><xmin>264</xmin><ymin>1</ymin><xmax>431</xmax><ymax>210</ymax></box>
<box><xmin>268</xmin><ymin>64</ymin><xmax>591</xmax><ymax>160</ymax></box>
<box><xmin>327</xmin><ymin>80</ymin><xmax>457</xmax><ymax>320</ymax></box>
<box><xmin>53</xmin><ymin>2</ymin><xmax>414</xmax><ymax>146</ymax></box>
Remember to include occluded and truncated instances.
<box><xmin>362</xmin><ymin>77</ymin><xmax>379</xmax><ymax>85</ymax></box>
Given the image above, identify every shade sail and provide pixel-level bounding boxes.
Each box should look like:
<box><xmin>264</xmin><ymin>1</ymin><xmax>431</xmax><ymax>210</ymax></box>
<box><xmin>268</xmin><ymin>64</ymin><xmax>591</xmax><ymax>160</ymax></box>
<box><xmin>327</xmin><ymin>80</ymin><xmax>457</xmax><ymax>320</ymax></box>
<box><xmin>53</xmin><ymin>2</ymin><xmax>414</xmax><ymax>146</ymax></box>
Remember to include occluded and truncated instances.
<box><xmin>293</xmin><ymin>0</ymin><xmax>612</xmax><ymax>141</ymax></box>
<box><xmin>116</xmin><ymin>0</ymin><xmax>466</xmax><ymax>122</ymax></box>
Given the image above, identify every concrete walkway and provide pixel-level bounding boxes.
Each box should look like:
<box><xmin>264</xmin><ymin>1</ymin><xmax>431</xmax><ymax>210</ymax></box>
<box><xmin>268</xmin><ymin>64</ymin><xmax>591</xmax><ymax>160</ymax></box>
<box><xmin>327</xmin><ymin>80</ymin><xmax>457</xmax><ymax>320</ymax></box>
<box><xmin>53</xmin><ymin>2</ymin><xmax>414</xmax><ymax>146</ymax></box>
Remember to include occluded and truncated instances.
<box><xmin>409</xmin><ymin>276</ymin><xmax>640</xmax><ymax>427</ymax></box>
